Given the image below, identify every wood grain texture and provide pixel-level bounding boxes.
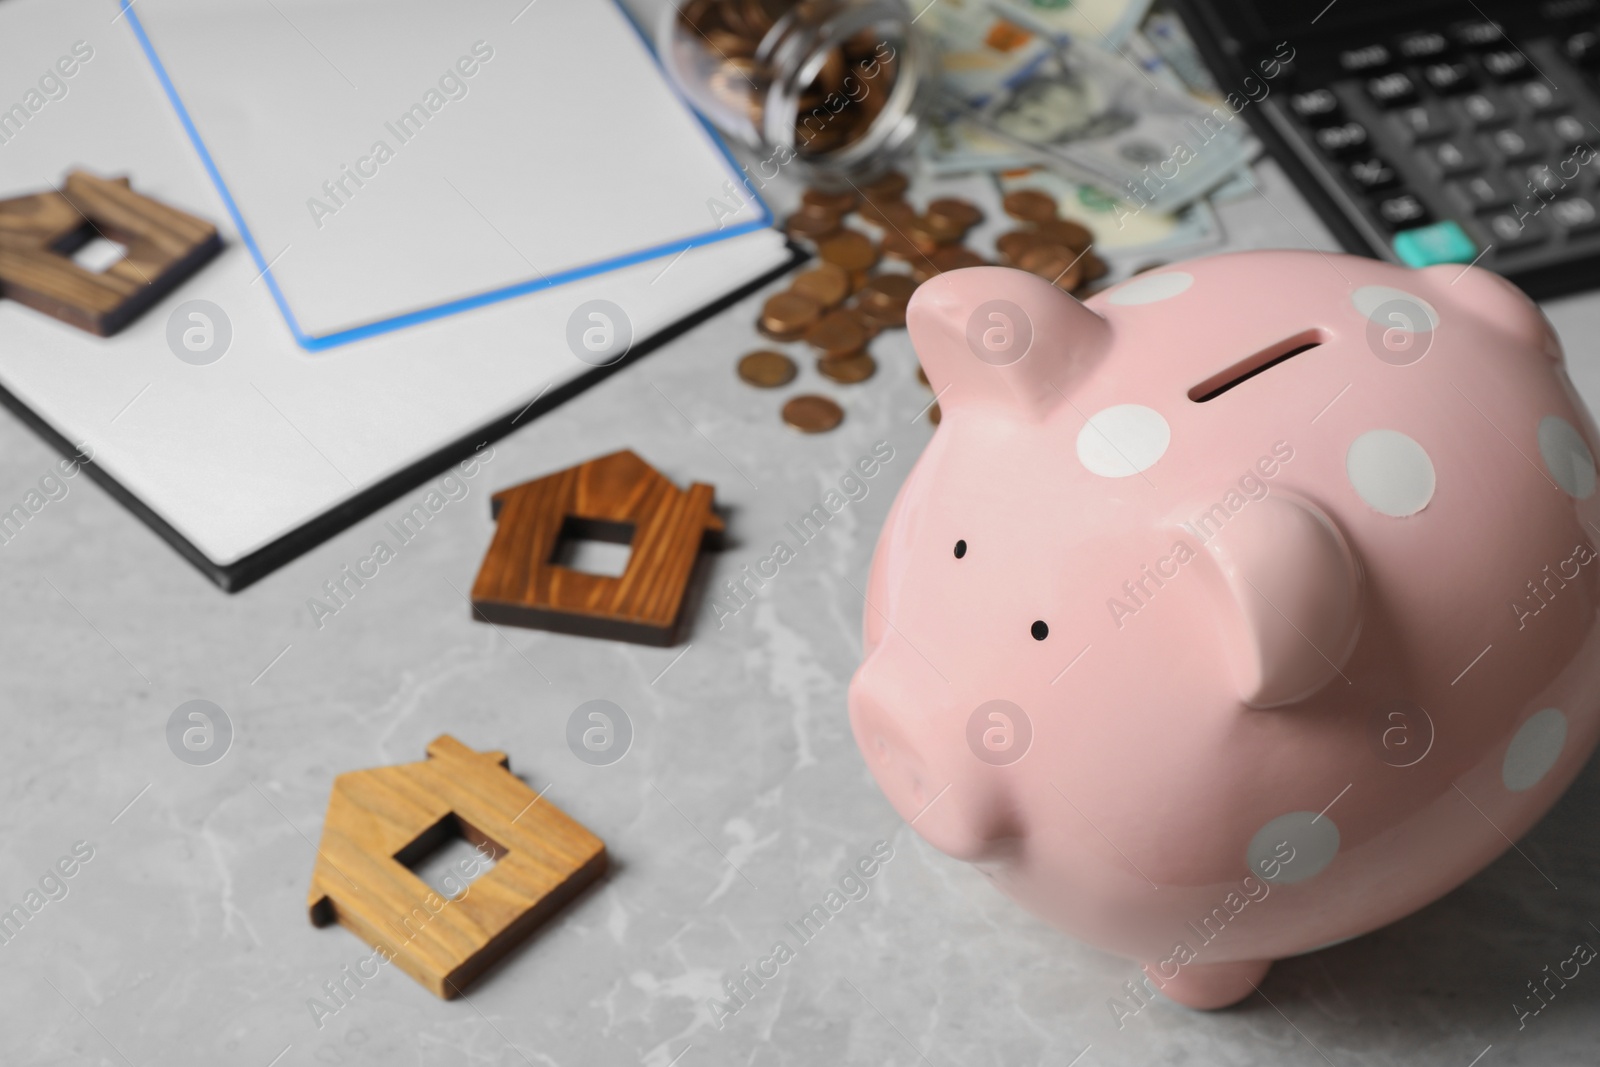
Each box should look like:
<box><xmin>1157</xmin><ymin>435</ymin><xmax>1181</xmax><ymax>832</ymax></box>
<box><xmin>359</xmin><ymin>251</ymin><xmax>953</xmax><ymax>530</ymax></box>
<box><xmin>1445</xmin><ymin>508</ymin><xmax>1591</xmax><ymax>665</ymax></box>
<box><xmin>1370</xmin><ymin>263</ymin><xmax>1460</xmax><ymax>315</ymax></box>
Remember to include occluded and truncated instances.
<box><xmin>307</xmin><ymin>735</ymin><xmax>606</xmax><ymax>999</ymax></box>
<box><xmin>470</xmin><ymin>450</ymin><xmax>723</xmax><ymax>646</ymax></box>
<box><xmin>0</xmin><ymin>170</ymin><xmax>220</xmax><ymax>336</ymax></box>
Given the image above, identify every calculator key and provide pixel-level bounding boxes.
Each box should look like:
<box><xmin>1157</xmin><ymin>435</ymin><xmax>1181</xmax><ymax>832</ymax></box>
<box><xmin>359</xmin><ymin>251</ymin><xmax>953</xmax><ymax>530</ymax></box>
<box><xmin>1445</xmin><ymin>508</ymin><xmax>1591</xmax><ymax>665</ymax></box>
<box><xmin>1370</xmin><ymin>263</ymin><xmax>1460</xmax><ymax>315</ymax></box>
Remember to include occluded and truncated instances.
<box><xmin>1481</xmin><ymin>48</ymin><xmax>1532</xmax><ymax>81</ymax></box>
<box><xmin>1480</xmin><ymin>209</ymin><xmax>1546</xmax><ymax>248</ymax></box>
<box><xmin>1452</xmin><ymin>20</ymin><xmax>1503</xmax><ymax>48</ymax></box>
<box><xmin>1486</xmin><ymin>127</ymin><xmax>1543</xmax><ymax>161</ymax></box>
<box><xmin>1513</xmin><ymin>81</ymin><xmax>1564</xmax><ymax>113</ymax></box>
<box><xmin>1565</xmin><ymin>30</ymin><xmax>1600</xmax><ymax>66</ymax></box>
<box><xmin>1394</xmin><ymin>103</ymin><xmax>1453</xmax><ymax>141</ymax></box>
<box><xmin>1376</xmin><ymin>194</ymin><xmax>1430</xmax><ymax>227</ymax></box>
<box><xmin>1524</xmin><ymin>162</ymin><xmax>1573</xmax><ymax>197</ymax></box>
<box><xmin>1450</xmin><ymin>171</ymin><xmax>1516</xmax><ymax>209</ymax></box>
<box><xmin>1339</xmin><ymin>44</ymin><xmax>1391</xmax><ymax>72</ymax></box>
<box><xmin>1397</xmin><ymin>31</ymin><xmax>1450</xmax><ymax>59</ymax></box>
<box><xmin>1548</xmin><ymin>196</ymin><xmax>1600</xmax><ymax>234</ymax></box>
<box><xmin>1347</xmin><ymin>157</ymin><xmax>1400</xmax><ymax>191</ymax></box>
<box><xmin>1367</xmin><ymin>71</ymin><xmax>1418</xmax><ymax>107</ymax></box>
<box><xmin>1425</xmin><ymin>138</ymin><xmax>1483</xmax><ymax>175</ymax></box>
<box><xmin>1314</xmin><ymin>121</ymin><xmax>1370</xmax><ymax>155</ymax></box>
<box><xmin>1288</xmin><ymin>89</ymin><xmax>1341</xmax><ymax>124</ymax></box>
<box><xmin>1459</xmin><ymin>91</ymin><xmax>1510</xmax><ymax>125</ymax></box>
<box><xmin>1548</xmin><ymin>114</ymin><xmax>1591</xmax><ymax>147</ymax></box>
<box><xmin>1392</xmin><ymin>221</ymin><xmax>1479</xmax><ymax>266</ymax></box>
<box><xmin>1422</xmin><ymin>61</ymin><xmax>1475</xmax><ymax>94</ymax></box>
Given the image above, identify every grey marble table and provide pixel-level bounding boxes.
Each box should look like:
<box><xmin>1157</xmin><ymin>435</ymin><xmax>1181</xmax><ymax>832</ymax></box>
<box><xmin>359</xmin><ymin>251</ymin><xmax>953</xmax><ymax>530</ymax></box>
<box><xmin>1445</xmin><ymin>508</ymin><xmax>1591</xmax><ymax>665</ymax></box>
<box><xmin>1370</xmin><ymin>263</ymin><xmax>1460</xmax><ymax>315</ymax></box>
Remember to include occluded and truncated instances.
<box><xmin>2</xmin><ymin>154</ymin><xmax>1597</xmax><ymax>1067</ymax></box>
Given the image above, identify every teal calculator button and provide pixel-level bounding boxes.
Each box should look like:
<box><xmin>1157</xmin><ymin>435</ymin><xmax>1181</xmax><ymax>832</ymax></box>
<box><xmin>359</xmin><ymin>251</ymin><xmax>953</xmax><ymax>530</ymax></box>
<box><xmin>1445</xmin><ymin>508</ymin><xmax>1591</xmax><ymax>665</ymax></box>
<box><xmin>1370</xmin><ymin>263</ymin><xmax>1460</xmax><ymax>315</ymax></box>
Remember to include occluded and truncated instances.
<box><xmin>1392</xmin><ymin>221</ymin><xmax>1477</xmax><ymax>267</ymax></box>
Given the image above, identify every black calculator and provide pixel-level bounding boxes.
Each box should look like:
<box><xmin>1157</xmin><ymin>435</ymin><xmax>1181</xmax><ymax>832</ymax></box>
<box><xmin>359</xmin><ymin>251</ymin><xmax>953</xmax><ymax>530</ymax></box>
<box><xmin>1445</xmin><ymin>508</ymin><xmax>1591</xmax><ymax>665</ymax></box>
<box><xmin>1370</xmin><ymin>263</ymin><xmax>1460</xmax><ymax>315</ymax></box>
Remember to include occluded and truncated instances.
<box><xmin>1173</xmin><ymin>0</ymin><xmax>1600</xmax><ymax>298</ymax></box>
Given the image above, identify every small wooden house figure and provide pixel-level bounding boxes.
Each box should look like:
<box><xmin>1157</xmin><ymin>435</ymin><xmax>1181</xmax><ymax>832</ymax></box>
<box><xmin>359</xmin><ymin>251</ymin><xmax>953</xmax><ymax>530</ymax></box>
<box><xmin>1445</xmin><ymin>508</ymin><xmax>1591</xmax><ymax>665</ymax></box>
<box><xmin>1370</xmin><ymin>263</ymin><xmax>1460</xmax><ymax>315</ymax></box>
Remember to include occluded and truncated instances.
<box><xmin>470</xmin><ymin>450</ymin><xmax>723</xmax><ymax>646</ymax></box>
<box><xmin>307</xmin><ymin>735</ymin><xmax>606</xmax><ymax>999</ymax></box>
<box><xmin>0</xmin><ymin>170</ymin><xmax>220</xmax><ymax>336</ymax></box>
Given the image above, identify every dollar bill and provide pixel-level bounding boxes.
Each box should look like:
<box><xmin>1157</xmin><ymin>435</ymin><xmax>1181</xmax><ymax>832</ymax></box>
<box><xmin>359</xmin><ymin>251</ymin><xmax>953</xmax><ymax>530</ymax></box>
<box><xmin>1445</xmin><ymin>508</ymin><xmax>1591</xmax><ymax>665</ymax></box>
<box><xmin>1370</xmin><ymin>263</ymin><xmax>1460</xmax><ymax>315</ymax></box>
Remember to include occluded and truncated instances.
<box><xmin>987</xmin><ymin>0</ymin><xmax>1155</xmax><ymax>50</ymax></box>
<box><xmin>922</xmin><ymin>2</ymin><xmax>1251</xmax><ymax>212</ymax></box>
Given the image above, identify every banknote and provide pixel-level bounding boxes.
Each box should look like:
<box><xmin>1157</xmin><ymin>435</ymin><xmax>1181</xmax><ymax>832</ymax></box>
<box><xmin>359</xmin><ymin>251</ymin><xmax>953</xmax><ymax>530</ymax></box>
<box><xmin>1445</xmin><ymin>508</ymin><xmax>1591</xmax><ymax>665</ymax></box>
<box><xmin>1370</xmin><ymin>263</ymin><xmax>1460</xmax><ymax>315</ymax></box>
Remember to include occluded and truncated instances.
<box><xmin>988</xmin><ymin>0</ymin><xmax>1155</xmax><ymax>50</ymax></box>
<box><xmin>922</xmin><ymin>2</ymin><xmax>1251</xmax><ymax>212</ymax></box>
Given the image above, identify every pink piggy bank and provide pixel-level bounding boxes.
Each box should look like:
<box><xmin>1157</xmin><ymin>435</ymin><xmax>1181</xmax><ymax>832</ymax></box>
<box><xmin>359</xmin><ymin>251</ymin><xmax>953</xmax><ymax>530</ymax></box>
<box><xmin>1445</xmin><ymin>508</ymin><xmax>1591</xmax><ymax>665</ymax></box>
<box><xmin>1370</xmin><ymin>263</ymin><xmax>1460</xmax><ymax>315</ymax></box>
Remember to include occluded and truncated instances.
<box><xmin>849</xmin><ymin>252</ymin><xmax>1600</xmax><ymax>1009</ymax></box>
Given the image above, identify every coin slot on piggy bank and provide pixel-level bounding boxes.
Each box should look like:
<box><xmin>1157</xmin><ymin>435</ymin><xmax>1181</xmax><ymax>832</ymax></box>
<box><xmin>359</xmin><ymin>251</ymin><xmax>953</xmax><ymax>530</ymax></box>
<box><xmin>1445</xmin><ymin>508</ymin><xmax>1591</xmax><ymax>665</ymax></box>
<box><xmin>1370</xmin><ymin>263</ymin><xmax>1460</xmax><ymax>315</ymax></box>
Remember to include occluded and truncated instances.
<box><xmin>1189</xmin><ymin>328</ymin><xmax>1330</xmax><ymax>403</ymax></box>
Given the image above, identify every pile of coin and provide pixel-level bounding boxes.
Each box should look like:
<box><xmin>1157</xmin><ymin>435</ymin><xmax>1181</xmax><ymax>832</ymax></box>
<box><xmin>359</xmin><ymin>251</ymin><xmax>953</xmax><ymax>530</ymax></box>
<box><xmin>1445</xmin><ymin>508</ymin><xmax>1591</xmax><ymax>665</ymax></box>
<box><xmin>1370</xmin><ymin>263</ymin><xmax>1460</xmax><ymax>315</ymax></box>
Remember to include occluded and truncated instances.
<box><xmin>674</xmin><ymin>0</ymin><xmax>894</xmax><ymax>159</ymax></box>
<box><xmin>741</xmin><ymin>173</ymin><xmax>1105</xmax><ymax>432</ymax></box>
<box><xmin>995</xmin><ymin>190</ymin><xmax>1108</xmax><ymax>292</ymax></box>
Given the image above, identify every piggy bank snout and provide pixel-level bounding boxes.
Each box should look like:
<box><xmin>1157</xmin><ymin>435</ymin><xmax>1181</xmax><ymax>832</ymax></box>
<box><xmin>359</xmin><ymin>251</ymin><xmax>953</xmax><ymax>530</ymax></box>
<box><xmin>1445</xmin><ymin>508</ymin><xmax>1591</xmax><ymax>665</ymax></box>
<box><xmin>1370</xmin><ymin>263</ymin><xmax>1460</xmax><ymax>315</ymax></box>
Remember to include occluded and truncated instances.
<box><xmin>851</xmin><ymin>649</ymin><xmax>1024</xmax><ymax>862</ymax></box>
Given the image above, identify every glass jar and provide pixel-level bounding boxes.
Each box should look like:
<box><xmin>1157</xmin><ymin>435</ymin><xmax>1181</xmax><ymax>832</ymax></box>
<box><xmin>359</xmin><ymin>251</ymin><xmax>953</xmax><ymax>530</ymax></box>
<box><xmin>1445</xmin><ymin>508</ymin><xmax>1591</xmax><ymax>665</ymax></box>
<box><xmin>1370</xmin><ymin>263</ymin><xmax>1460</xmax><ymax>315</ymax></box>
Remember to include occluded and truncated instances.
<box><xmin>657</xmin><ymin>0</ymin><xmax>937</xmax><ymax>186</ymax></box>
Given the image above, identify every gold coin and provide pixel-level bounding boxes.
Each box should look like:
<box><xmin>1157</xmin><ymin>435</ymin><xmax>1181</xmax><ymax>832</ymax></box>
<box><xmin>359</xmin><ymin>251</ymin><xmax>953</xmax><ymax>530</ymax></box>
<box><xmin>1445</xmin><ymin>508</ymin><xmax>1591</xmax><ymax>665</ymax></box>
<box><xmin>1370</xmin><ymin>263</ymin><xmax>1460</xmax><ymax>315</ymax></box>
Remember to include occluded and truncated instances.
<box><xmin>737</xmin><ymin>349</ymin><xmax>797</xmax><ymax>388</ymax></box>
<box><xmin>1002</xmin><ymin>189</ymin><xmax>1058</xmax><ymax>223</ymax></box>
<box><xmin>759</xmin><ymin>291</ymin><xmax>822</xmax><ymax>340</ymax></box>
<box><xmin>782</xmin><ymin>394</ymin><xmax>845</xmax><ymax>433</ymax></box>
<box><xmin>789</xmin><ymin>262</ymin><xmax>851</xmax><ymax>308</ymax></box>
<box><xmin>806</xmin><ymin>308</ymin><xmax>870</xmax><ymax>357</ymax></box>
<box><xmin>817</xmin><ymin>230</ymin><xmax>878</xmax><ymax>272</ymax></box>
<box><xmin>817</xmin><ymin>351</ymin><xmax>876</xmax><ymax>384</ymax></box>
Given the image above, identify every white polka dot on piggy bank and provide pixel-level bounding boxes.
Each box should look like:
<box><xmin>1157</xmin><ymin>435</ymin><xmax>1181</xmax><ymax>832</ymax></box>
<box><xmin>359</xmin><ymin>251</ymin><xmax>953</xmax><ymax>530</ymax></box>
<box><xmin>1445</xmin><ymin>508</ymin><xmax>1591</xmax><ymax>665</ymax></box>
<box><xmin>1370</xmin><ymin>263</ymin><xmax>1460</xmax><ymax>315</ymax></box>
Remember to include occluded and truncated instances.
<box><xmin>849</xmin><ymin>254</ymin><xmax>1600</xmax><ymax>1012</ymax></box>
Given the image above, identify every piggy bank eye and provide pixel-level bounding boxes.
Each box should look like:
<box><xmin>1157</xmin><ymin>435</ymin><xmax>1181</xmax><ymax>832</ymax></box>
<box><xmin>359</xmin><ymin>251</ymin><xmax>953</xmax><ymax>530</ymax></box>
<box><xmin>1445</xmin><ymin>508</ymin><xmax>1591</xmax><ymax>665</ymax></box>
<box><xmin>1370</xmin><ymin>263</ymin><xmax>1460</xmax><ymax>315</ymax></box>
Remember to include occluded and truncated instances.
<box><xmin>954</xmin><ymin>539</ymin><xmax>967</xmax><ymax>559</ymax></box>
<box><xmin>1031</xmin><ymin>620</ymin><xmax>1049</xmax><ymax>641</ymax></box>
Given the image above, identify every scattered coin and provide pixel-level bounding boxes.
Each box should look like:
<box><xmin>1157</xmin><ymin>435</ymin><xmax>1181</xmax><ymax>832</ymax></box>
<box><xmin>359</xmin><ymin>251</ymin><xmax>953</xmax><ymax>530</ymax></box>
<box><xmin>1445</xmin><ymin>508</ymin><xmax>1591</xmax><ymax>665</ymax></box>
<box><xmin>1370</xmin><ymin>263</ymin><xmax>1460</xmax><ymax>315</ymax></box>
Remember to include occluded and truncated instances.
<box><xmin>862</xmin><ymin>171</ymin><xmax>909</xmax><ymax>200</ymax></box>
<box><xmin>738</xmin><ymin>349</ymin><xmax>798</xmax><ymax>388</ymax></box>
<box><xmin>806</xmin><ymin>308</ymin><xmax>871</xmax><ymax>357</ymax></box>
<box><xmin>1033</xmin><ymin>218</ymin><xmax>1093</xmax><ymax>251</ymax></box>
<box><xmin>931</xmin><ymin>246</ymin><xmax>987</xmax><ymax>272</ymax></box>
<box><xmin>782</xmin><ymin>394</ymin><xmax>845</xmax><ymax>433</ymax></box>
<box><xmin>1002</xmin><ymin>189</ymin><xmax>1058</xmax><ymax>223</ymax></box>
<box><xmin>803</xmin><ymin>188</ymin><xmax>858</xmax><ymax>214</ymax></box>
<box><xmin>918</xmin><ymin>211</ymin><xmax>968</xmax><ymax>245</ymax></box>
<box><xmin>789</xmin><ymin>262</ymin><xmax>851</xmax><ymax>308</ymax></box>
<box><xmin>858</xmin><ymin>198</ymin><xmax>917</xmax><ymax>230</ymax></box>
<box><xmin>817</xmin><ymin>230</ymin><xmax>878</xmax><ymax>272</ymax></box>
<box><xmin>786</xmin><ymin>211</ymin><xmax>840</xmax><ymax>241</ymax></box>
<box><xmin>859</xmin><ymin>272</ymin><xmax>917</xmax><ymax>311</ymax></box>
<box><xmin>995</xmin><ymin>229</ymin><xmax>1045</xmax><ymax>265</ymax></box>
<box><xmin>817</xmin><ymin>351</ymin><xmax>876</xmax><ymax>383</ymax></box>
<box><xmin>925</xmin><ymin>197</ymin><xmax>984</xmax><ymax>230</ymax></box>
<box><xmin>760</xmin><ymin>291</ymin><xmax>822</xmax><ymax>341</ymax></box>
<box><xmin>1018</xmin><ymin>244</ymin><xmax>1084</xmax><ymax>290</ymax></box>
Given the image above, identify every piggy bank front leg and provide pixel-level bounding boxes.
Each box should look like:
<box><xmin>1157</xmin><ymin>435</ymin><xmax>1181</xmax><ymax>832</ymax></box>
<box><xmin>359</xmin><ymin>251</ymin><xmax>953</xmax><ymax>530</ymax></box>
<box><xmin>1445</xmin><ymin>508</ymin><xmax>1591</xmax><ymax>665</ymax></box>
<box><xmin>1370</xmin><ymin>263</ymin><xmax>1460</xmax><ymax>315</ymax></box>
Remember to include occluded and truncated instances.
<box><xmin>1143</xmin><ymin>957</ymin><xmax>1272</xmax><ymax>1010</ymax></box>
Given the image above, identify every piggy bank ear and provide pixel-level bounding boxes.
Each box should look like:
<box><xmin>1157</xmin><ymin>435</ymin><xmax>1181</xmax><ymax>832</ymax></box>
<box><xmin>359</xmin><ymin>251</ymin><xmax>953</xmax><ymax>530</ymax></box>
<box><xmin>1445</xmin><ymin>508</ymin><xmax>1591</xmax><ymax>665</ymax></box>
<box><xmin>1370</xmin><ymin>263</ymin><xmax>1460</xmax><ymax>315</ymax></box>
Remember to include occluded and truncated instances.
<box><xmin>1417</xmin><ymin>263</ymin><xmax>1560</xmax><ymax>361</ymax></box>
<box><xmin>908</xmin><ymin>266</ymin><xmax>1111</xmax><ymax>420</ymax></box>
<box><xmin>1192</xmin><ymin>494</ymin><xmax>1364</xmax><ymax>708</ymax></box>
